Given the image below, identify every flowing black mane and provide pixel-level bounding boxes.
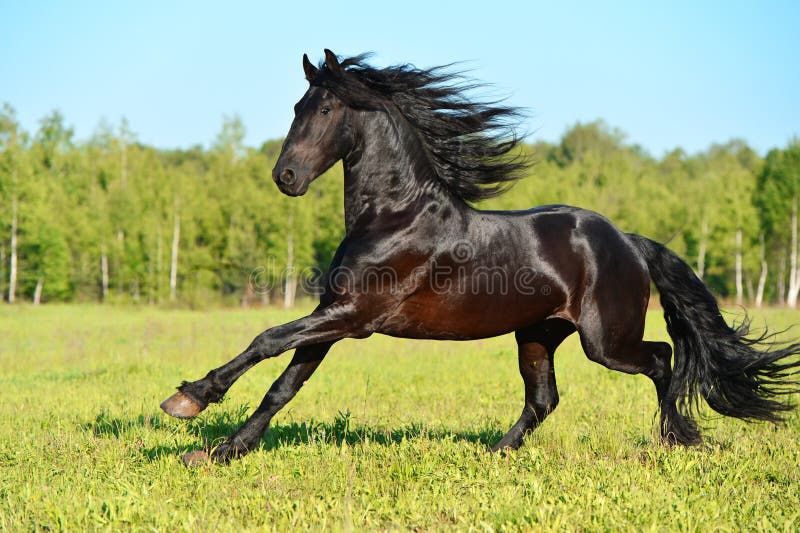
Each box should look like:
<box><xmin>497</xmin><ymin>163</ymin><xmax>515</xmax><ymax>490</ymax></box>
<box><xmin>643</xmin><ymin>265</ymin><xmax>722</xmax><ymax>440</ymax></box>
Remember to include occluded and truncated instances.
<box><xmin>309</xmin><ymin>54</ymin><xmax>529</xmax><ymax>202</ymax></box>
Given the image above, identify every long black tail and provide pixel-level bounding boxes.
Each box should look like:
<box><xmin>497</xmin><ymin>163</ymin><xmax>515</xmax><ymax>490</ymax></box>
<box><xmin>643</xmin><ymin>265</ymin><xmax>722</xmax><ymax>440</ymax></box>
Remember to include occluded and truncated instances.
<box><xmin>628</xmin><ymin>233</ymin><xmax>800</xmax><ymax>429</ymax></box>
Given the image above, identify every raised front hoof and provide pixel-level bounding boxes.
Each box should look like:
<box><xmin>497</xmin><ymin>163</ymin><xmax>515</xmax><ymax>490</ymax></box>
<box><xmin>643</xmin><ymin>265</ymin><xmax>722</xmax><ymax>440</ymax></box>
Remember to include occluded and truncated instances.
<box><xmin>182</xmin><ymin>450</ymin><xmax>211</xmax><ymax>467</ymax></box>
<box><xmin>160</xmin><ymin>391</ymin><xmax>205</xmax><ymax>419</ymax></box>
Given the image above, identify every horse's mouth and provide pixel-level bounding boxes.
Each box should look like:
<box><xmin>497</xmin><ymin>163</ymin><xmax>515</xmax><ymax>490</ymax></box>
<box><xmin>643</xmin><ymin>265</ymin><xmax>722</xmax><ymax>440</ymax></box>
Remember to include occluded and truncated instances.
<box><xmin>275</xmin><ymin>179</ymin><xmax>310</xmax><ymax>197</ymax></box>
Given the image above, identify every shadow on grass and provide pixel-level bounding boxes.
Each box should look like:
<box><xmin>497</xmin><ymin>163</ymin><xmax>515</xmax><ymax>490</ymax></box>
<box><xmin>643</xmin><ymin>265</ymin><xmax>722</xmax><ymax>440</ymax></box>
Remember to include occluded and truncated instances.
<box><xmin>84</xmin><ymin>408</ymin><xmax>506</xmax><ymax>461</ymax></box>
<box><xmin>83</xmin><ymin>411</ymin><xmax>171</xmax><ymax>437</ymax></box>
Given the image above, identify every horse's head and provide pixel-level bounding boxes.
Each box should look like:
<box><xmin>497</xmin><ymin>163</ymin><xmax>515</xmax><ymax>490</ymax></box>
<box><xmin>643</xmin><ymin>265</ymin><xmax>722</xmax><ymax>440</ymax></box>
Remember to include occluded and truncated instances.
<box><xmin>272</xmin><ymin>50</ymin><xmax>354</xmax><ymax>196</ymax></box>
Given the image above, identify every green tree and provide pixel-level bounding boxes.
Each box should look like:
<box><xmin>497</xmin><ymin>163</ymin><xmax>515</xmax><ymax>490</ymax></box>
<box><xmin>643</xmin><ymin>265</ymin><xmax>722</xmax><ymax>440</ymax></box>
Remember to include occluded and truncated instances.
<box><xmin>754</xmin><ymin>140</ymin><xmax>800</xmax><ymax>305</ymax></box>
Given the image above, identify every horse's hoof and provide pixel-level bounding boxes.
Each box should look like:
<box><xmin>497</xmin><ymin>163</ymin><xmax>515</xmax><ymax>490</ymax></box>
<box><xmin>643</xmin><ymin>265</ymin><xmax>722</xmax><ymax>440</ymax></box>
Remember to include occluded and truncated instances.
<box><xmin>160</xmin><ymin>391</ymin><xmax>204</xmax><ymax>419</ymax></box>
<box><xmin>490</xmin><ymin>444</ymin><xmax>511</xmax><ymax>453</ymax></box>
<box><xmin>490</xmin><ymin>440</ymin><xmax>520</xmax><ymax>453</ymax></box>
<box><xmin>182</xmin><ymin>450</ymin><xmax>210</xmax><ymax>467</ymax></box>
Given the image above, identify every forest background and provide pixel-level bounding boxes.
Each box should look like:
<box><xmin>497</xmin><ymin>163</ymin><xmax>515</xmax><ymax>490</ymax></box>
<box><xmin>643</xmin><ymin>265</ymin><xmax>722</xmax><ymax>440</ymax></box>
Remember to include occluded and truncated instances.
<box><xmin>2</xmin><ymin>105</ymin><xmax>800</xmax><ymax>309</ymax></box>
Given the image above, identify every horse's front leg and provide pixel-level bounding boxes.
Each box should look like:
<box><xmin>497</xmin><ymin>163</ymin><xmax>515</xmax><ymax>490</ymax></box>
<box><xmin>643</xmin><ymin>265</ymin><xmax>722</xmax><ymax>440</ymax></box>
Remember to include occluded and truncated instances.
<box><xmin>161</xmin><ymin>304</ymin><xmax>369</xmax><ymax>420</ymax></box>
<box><xmin>191</xmin><ymin>341</ymin><xmax>333</xmax><ymax>464</ymax></box>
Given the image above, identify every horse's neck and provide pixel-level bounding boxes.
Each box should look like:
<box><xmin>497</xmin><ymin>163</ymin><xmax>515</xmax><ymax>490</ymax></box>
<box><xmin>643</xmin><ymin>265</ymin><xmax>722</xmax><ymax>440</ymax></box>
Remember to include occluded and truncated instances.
<box><xmin>342</xmin><ymin>110</ymin><xmax>462</xmax><ymax>234</ymax></box>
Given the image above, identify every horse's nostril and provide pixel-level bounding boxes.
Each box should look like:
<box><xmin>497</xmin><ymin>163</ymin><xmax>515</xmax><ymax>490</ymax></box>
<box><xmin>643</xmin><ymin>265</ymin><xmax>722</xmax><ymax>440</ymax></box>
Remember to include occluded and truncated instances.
<box><xmin>280</xmin><ymin>169</ymin><xmax>296</xmax><ymax>185</ymax></box>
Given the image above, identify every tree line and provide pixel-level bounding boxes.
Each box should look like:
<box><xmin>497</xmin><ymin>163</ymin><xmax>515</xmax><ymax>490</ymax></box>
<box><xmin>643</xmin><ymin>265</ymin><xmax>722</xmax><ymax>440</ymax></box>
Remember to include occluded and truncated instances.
<box><xmin>1</xmin><ymin>103</ymin><xmax>799</xmax><ymax>307</ymax></box>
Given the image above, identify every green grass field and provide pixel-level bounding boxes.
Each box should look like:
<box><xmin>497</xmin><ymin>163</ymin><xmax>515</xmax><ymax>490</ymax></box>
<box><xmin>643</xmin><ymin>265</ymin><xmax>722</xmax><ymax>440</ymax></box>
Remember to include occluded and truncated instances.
<box><xmin>1</xmin><ymin>304</ymin><xmax>798</xmax><ymax>531</ymax></box>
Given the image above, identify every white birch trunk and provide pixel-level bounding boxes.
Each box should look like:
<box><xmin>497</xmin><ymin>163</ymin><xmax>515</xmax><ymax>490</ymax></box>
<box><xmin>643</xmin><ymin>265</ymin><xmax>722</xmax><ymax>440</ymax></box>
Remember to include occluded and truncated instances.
<box><xmin>156</xmin><ymin>224</ymin><xmax>163</xmax><ymax>304</ymax></box>
<box><xmin>147</xmin><ymin>244</ymin><xmax>154</xmax><ymax>305</ymax></box>
<box><xmin>788</xmin><ymin>197</ymin><xmax>799</xmax><ymax>307</ymax></box>
<box><xmin>169</xmin><ymin>209</ymin><xmax>180</xmax><ymax>301</ymax></box>
<box><xmin>755</xmin><ymin>234</ymin><xmax>768</xmax><ymax>308</ymax></box>
<box><xmin>284</xmin><ymin>227</ymin><xmax>296</xmax><ymax>309</ymax></box>
<box><xmin>8</xmin><ymin>195</ymin><xmax>18</xmax><ymax>304</ymax></box>
<box><xmin>117</xmin><ymin>229</ymin><xmax>125</xmax><ymax>293</ymax></box>
<box><xmin>735</xmin><ymin>228</ymin><xmax>743</xmax><ymax>305</ymax></box>
<box><xmin>0</xmin><ymin>244</ymin><xmax>5</xmax><ymax>301</ymax></box>
<box><xmin>101</xmin><ymin>246</ymin><xmax>109</xmax><ymax>301</ymax></box>
<box><xmin>33</xmin><ymin>278</ymin><xmax>43</xmax><ymax>305</ymax></box>
<box><xmin>778</xmin><ymin>250</ymin><xmax>786</xmax><ymax>306</ymax></box>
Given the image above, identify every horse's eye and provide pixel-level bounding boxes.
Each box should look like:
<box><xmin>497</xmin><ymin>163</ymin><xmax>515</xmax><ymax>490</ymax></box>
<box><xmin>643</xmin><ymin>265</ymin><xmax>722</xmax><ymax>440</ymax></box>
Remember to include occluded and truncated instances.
<box><xmin>321</xmin><ymin>107</ymin><xmax>330</xmax><ymax>115</ymax></box>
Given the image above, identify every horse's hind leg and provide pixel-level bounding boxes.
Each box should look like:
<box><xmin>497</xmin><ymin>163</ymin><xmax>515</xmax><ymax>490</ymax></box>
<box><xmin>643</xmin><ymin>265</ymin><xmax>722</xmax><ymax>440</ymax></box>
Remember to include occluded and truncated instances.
<box><xmin>577</xmin><ymin>317</ymin><xmax>700</xmax><ymax>446</ymax></box>
<box><xmin>492</xmin><ymin>318</ymin><xmax>575</xmax><ymax>452</ymax></box>
<box><xmin>638</xmin><ymin>341</ymin><xmax>700</xmax><ymax>445</ymax></box>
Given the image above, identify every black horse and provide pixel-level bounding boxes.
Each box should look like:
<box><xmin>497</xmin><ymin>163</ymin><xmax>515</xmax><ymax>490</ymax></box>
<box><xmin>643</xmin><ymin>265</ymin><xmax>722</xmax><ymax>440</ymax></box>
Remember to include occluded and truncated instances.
<box><xmin>162</xmin><ymin>50</ymin><xmax>800</xmax><ymax>464</ymax></box>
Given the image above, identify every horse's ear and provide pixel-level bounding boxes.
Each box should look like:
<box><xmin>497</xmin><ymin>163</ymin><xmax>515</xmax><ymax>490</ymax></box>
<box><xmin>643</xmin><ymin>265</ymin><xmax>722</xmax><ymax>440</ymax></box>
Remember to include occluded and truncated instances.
<box><xmin>323</xmin><ymin>49</ymin><xmax>343</xmax><ymax>77</ymax></box>
<box><xmin>302</xmin><ymin>53</ymin><xmax>318</xmax><ymax>82</ymax></box>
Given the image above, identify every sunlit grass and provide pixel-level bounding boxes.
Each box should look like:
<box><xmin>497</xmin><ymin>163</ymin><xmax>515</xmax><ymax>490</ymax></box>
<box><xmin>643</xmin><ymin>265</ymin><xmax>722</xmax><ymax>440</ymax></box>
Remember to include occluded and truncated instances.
<box><xmin>1</xmin><ymin>304</ymin><xmax>798</xmax><ymax>530</ymax></box>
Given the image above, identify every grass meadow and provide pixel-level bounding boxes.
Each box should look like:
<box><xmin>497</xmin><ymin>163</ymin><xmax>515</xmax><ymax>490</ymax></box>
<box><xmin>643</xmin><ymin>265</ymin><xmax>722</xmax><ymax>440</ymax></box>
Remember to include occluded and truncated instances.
<box><xmin>0</xmin><ymin>304</ymin><xmax>798</xmax><ymax>531</ymax></box>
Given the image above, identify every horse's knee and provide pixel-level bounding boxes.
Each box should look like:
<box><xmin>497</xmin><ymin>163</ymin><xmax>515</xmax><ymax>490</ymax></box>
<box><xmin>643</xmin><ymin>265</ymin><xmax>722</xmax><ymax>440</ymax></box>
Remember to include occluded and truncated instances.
<box><xmin>526</xmin><ymin>383</ymin><xmax>559</xmax><ymax>421</ymax></box>
<box><xmin>537</xmin><ymin>394</ymin><xmax>559</xmax><ymax>416</ymax></box>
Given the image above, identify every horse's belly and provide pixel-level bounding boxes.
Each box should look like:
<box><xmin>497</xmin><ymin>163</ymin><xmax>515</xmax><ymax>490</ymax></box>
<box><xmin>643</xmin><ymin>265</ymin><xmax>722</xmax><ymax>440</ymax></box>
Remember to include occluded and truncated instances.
<box><xmin>376</xmin><ymin>292</ymin><xmax>559</xmax><ymax>340</ymax></box>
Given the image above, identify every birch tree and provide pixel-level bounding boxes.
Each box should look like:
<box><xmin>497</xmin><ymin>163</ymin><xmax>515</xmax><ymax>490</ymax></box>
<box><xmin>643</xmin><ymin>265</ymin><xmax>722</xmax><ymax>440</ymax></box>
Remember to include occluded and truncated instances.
<box><xmin>0</xmin><ymin>104</ymin><xmax>24</xmax><ymax>302</ymax></box>
<box><xmin>169</xmin><ymin>202</ymin><xmax>180</xmax><ymax>301</ymax></box>
<box><xmin>755</xmin><ymin>141</ymin><xmax>800</xmax><ymax>306</ymax></box>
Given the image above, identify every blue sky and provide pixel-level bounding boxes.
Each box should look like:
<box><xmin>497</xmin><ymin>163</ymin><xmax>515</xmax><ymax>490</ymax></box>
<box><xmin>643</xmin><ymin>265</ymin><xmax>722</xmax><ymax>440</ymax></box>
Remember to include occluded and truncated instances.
<box><xmin>1</xmin><ymin>0</ymin><xmax>798</xmax><ymax>156</ymax></box>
